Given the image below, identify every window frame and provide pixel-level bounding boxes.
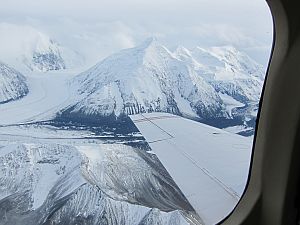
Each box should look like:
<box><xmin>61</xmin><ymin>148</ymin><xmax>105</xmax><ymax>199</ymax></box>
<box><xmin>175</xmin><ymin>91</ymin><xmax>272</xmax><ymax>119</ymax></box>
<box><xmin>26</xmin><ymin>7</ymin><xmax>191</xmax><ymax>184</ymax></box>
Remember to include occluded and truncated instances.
<box><xmin>221</xmin><ymin>0</ymin><xmax>300</xmax><ymax>224</ymax></box>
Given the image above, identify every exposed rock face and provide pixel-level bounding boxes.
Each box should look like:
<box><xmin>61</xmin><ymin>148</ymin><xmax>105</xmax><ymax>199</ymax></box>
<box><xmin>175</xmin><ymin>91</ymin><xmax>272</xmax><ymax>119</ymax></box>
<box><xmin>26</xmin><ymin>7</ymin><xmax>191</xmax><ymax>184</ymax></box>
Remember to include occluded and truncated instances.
<box><xmin>31</xmin><ymin>42</ymin><xmax>66</xmax><ymax>72</ymax></box>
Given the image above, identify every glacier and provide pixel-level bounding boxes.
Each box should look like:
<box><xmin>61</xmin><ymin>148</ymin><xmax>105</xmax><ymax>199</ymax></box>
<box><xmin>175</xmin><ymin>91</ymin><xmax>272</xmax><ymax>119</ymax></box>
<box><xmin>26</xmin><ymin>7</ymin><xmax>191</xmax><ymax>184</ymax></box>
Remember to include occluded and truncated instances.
<box><xmin>0</xmin><ymin>36</ymin><xmax>266</xmax><ymax>224</ymax></box>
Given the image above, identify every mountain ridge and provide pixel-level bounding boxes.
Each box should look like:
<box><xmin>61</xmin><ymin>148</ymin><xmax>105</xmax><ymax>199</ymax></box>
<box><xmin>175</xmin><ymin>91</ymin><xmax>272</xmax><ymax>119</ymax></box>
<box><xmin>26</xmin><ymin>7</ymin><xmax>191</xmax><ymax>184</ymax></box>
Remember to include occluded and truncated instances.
<box><xmin>66</xmin><ymin>38</ymin><xmax>226</xmax><ymax>120</ymax></box>
<box><xmin>58</xmin><ymin>38</ymin><xmax>264</xmax><ymax>135</ymax></box>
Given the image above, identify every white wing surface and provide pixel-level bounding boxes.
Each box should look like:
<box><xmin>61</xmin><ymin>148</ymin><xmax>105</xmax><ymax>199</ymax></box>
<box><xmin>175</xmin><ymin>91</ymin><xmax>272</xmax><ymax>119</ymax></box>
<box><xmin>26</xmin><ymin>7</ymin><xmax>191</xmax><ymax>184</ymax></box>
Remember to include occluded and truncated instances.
<box><xmin>130</xmin><ymin>112</ymin><xmax>252</xmax><ymax>225</ymax></box>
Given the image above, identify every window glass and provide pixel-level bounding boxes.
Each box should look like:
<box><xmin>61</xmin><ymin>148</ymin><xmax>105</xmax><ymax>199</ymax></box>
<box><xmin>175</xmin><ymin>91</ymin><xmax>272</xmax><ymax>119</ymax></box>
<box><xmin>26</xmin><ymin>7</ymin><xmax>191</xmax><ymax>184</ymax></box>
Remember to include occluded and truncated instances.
<box><xmin>0</xmin><ymin>0</ymin><xmax>273</xmax><ymax>224</ymax></box>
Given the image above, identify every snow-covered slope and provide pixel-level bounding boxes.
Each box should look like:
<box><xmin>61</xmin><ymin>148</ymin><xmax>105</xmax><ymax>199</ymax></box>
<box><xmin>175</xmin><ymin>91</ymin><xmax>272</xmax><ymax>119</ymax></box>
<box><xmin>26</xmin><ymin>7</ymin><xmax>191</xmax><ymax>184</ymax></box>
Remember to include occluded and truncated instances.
<box><xmin>0</xmin><ymin>143</ymin><xmax>197</xmax><ymax>225</ymax></box>
<box><xmin>26</xmin><ymin>38</ymin><xmax>66</xmax><ymax>72</ymax></box>
<box><xmin>60</xmin><ymin>38</ymin><xmax>264</xmax><ymax>135</ymax></box>
<box><xmin>174</xmin><ymin>45</ymin><xmax>265</xmax><ymax>133</ymax></box>
<box><xmin>0</xmin><ymin>23</ymin><xmax>83</xmax><ymax>72</ymax></box>
<box><xmin>0</xmin><ymin>61</ymin><xmax>28</xmax><ymax>104</ymax></box>
<box><xmin>175</xmin><ymin>46</ymin><xmax>264</xmax><ymax>103</ymax></box>
<box><xmin>65</xmin><ymin>38</ymin><xmax>226</xmax><ymax>122</ymax></box>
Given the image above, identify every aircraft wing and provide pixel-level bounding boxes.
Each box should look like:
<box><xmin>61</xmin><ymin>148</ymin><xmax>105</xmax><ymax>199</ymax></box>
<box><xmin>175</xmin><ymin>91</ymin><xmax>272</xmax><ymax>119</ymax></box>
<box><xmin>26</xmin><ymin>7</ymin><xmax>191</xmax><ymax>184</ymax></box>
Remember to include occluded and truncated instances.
<box><xmin>130</xmin><ymin>112</ymin><xmax>252</xmax><ymax>225</ymax></box>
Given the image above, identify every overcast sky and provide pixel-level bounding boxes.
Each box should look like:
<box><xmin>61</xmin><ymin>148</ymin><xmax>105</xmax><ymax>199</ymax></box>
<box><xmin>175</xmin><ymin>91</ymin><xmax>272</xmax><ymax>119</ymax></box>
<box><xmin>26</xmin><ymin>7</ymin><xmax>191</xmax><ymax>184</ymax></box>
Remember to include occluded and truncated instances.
<box><xmin>0</xmin><ymin>0</ymin><xmax>273</xmax><ymax>66</ymax></box>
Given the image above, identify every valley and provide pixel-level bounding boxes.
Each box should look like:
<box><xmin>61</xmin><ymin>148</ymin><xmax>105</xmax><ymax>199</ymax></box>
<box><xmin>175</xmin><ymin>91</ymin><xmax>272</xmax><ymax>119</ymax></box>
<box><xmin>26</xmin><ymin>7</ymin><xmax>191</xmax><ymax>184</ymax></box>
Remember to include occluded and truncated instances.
<box><xmin>0</xmin><ymin>38</ymin><xmax>264</xmax><ymax>225</ymax></box>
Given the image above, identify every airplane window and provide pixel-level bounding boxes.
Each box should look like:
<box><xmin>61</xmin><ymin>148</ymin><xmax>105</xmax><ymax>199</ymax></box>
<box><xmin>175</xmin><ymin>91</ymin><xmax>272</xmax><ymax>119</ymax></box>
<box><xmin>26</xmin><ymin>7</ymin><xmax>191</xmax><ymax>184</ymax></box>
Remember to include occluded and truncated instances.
<box><xmin>0</xmin><ymin>0</ymin><xmax>273</xmax><ymax>224</ymax></box>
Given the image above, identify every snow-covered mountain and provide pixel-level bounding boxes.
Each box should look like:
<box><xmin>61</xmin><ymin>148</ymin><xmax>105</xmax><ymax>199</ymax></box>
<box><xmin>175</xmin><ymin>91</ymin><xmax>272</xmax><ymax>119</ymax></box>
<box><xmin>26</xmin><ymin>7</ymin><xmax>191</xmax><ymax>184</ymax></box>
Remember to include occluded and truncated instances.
<box><xmin>60</xmin><ymin>38</ymin><xmax>264</xmax><ymax>135</ymax></box>
<box><xmin>175</xmin><ymin>46</ymin><xmax>264</xmax><ymax>103</ymax></box>
<box><xmin>24</xmin><ymin>37</ymin><xmax>66</xmax><ymax>72</ymax></box>
<box><xmin>174</xmin><ymin>45</ymin><xmax>265</xmax><ymax>133</ymax></box>
<box><xmin>64</xmin><ymin>38</ymin><xmax>226</xmax><ymax>122</ymax></box>
<box><xmin>0</xmin><ymin>143</ymin><xmax>198</xmax><ymax>225</ymax></box>
<box><xmin>0</xmin><ymin>61</ymin><xmax>28</xmax><ymax>104</ymax></box>
<box><xmin>0</xmin><ymin>23</ymin><xmax>83</xmax><ymax>72</ymax></box>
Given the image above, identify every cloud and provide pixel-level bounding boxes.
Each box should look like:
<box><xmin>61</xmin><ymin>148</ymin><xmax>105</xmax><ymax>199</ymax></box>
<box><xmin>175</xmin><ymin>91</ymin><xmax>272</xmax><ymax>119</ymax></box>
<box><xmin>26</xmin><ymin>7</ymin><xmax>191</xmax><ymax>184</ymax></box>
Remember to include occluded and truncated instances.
<box><xmin>0</xmin><ymin>0</ymin><xmax>273</xmax><ymax>65</ymax></box>
<box><xmin>185</xmin><ymin>24</ymin><xmax>261</xmax><ymax>47</ymax></box>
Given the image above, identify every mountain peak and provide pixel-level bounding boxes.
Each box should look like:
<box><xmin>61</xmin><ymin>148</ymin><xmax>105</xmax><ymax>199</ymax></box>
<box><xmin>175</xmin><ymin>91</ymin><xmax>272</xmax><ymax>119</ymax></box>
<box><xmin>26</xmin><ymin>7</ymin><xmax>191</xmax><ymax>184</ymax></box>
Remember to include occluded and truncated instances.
<box><xmin>0</xmin><ymin>23</ymin><xmax>82</xmax><ymax>72</ymax></box>
<box><xmin>127</xmin><ymin>38</ymin><xmax>174</xmax><ymax>65</ymax></box>
<box><xmin>141</xmin><ymin>37</ymin><xmax>158</xmax><ymax>46</ymax></box>
<box><xmin>136</xmin><ymin>37</ymin><xmax>164</xmax><ymax>52</ymax></box>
